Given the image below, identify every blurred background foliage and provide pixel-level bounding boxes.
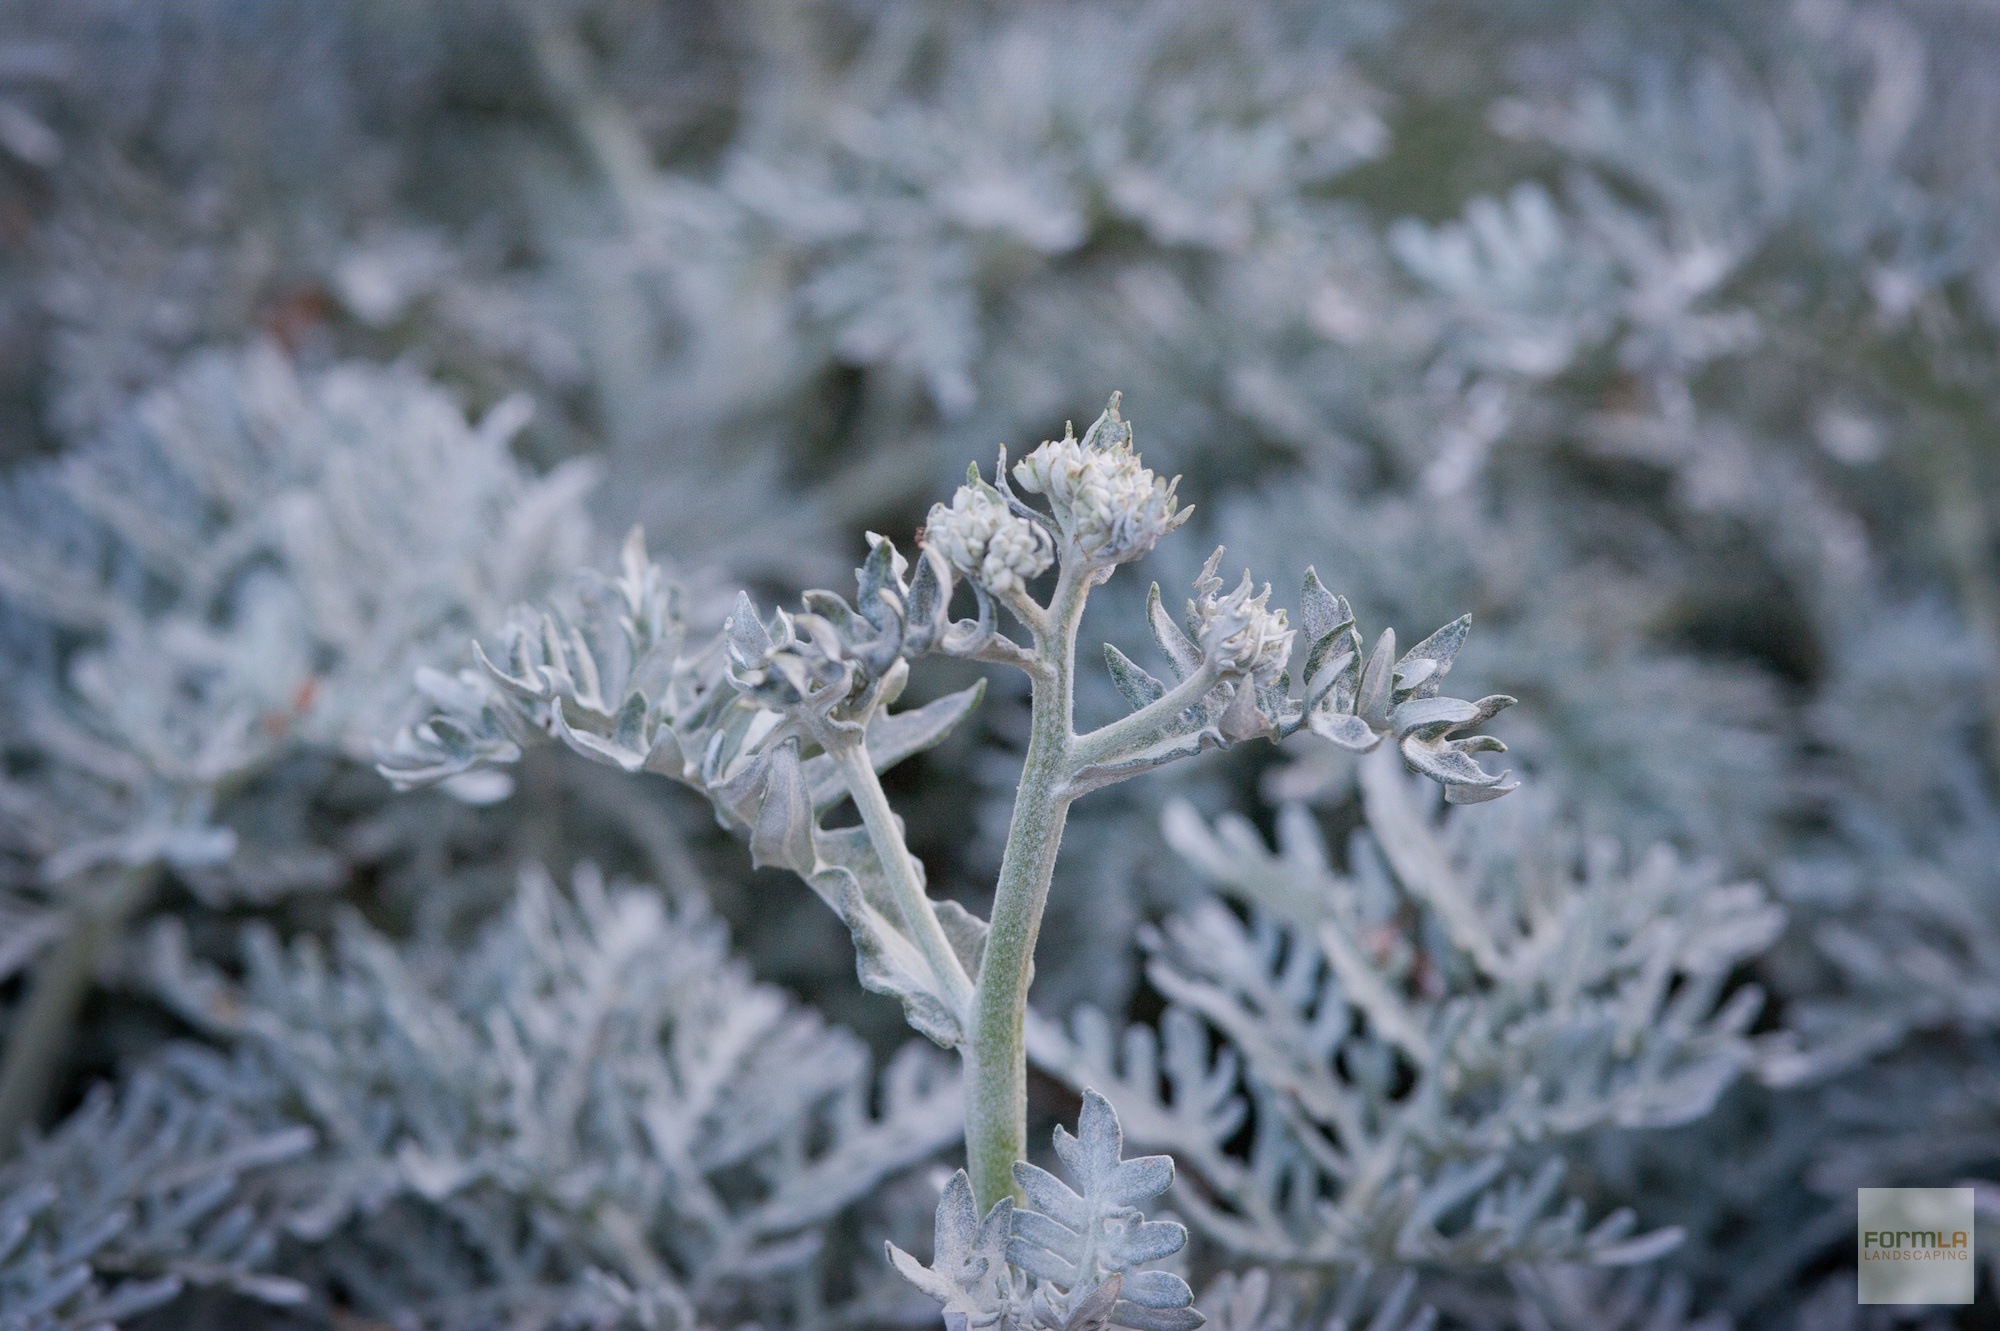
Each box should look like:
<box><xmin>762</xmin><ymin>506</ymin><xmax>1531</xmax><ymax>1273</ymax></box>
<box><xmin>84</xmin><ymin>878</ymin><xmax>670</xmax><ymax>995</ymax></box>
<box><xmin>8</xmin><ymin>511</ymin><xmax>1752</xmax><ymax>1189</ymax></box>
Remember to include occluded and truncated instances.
<box><xmin>1</xmin><ymin>1</ymin><xmax>1999</xmax><ymax>1327</ymax></box>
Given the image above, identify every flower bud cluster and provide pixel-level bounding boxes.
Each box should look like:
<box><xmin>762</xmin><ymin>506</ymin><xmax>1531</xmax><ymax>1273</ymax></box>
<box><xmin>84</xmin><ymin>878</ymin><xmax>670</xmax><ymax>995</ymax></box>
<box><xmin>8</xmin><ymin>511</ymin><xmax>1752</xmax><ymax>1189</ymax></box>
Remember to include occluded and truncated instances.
<box><xmin>1190</xmin><ymin>552</ymin><xmax>1294</xmax><ymax>685</ymax></box>
<box><xmin>1012</xmin><ymin>394</ymin><xmax>1186</xmax><ymax>566</ymax></box>
<box><xmin>925</xmin><ymin>476</ymin><xmax>1053</xmax><ymax>595</ymax></box>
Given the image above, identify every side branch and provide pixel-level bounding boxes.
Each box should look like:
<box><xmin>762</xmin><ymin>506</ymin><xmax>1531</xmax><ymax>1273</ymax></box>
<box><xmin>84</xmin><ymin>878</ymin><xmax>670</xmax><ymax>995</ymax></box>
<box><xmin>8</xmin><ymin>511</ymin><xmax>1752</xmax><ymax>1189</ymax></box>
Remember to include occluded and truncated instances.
<box><xmin>998</xmin><ymin>587</ymin><xmax>1053</xmax><ymax>643</ymax></box>
<box><xmin>963</xmin><ymin>631</ymin><xmax>1043</xmax><ymax>676</ymax></box>
<box><xmin>1071</xmin><ymin>662</ymin><xmax>1223</xmax><ymax>769</ymax></box>
<box><xmin>826</xmin><ymin>741</ymin><xmax>976</xmax><ymax>1024</ymax></box>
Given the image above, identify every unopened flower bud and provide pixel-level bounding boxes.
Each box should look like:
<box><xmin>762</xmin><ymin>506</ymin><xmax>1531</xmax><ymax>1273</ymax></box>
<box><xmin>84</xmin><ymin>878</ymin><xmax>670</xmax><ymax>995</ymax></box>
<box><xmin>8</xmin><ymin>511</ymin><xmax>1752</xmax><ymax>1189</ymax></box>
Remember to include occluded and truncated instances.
<box><xmin>1189</xmin><ymin>551</ymin><xmax>1294</xmax><ymax>684</ymax></box>
<box><xmin>926</xmin><ymin>477</ymin><xmax>1054</xmax><ymax>595</ymax></box>
<box><xmin>1013</xmin><ymin>394</ymin><xmax>1187</xmax><ymax>566</ymax></box>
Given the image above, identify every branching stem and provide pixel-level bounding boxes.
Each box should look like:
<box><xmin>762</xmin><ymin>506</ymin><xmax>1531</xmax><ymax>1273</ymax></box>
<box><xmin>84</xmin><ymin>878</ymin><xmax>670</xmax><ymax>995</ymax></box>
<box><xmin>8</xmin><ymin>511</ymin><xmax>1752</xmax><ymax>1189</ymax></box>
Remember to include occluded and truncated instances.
<box><xmin>964</xmin><ymin>632</ymin><xmax>1041</xmax><ymax>675</ymax></box>
<box><xmin>966</xmin><ymin>563</ymin><xmax>1089</xmax><ymax>1211</ymax></box>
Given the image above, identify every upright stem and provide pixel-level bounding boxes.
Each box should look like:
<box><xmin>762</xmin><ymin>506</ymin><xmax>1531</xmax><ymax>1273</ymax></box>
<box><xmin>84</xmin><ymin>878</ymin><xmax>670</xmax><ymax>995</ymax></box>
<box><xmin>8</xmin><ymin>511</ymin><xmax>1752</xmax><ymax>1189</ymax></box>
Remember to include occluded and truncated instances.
<box><xmin>965</xmin><ymin>569</ymin><xmax>1088</xmax><ymax>1211</ymax></box>
<box><xmin>0</xmin><ymin>863</ymin><xmax>158</xmax><ymax>1153</ymax></box>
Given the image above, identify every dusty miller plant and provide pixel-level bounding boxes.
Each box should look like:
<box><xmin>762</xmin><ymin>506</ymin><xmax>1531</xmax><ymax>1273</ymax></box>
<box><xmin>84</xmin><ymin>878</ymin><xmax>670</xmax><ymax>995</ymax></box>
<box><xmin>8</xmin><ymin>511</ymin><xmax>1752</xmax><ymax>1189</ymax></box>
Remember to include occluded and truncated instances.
<box><xmin>0</xmin><ymin>1057</ymin><xmax>314</xmax><ymax>1330</ymax></box>
<box><xmin>0</xmin><ymin>343</ymin><xmax>595</xmax><ymax>1149</ymax></box>
<box><xmin>10</xmin><ymin>2</ymin><xmax>2000</xmax><ymax>1326</ymax></box>
<box><xmin>1030</xmin><ymin>751</ymin><xmax>1780</xmax><ymax>1319</ymax></box>
<box><xmin>144</xmin><ymin>862</ymin><xmax>960</xmax><ymax>1329</ymax></box>
<box><xmin>384</xmin><ymin>394</ymin><xmax>1517</xmax><ymax>1324</ymax></box>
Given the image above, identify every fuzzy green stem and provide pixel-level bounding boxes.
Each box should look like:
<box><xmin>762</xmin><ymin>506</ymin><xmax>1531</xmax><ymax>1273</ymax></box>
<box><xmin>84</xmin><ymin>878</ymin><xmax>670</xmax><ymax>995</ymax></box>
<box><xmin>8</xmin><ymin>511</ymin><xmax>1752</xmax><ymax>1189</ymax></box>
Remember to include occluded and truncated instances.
<box><xmin>828</xmin><ymin>740</ymin><xmax>976</xmax><ymax>1021</ymax></box>
<box><xmin>966</xmin><ymin>567</ymin><xmax>1088</xmax><ymax>1211</ymax></box>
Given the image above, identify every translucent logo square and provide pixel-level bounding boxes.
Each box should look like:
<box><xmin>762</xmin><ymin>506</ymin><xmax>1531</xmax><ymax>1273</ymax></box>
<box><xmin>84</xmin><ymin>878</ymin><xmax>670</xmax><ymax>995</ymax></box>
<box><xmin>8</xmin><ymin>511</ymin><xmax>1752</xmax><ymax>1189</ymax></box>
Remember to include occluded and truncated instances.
<box><xmin>1858</xmin><ymin>1188</ymin><xmax>1974</xmax><ymax>1304</ymax></box>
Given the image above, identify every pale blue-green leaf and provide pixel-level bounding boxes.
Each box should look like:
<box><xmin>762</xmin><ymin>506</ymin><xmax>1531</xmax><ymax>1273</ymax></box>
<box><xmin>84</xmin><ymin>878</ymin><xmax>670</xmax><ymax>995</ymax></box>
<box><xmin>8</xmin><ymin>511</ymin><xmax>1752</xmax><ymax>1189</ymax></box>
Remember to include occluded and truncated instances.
<box><xmin>803</xmin><ymin>681</ymin><xmax>987</xmax><ymax>812</ymax></box>
<box><xmin>725</xmin><ymin>592</ymin><xmax>771</xmax><ymax>666</ymax></box>
<box><xmin>1105</xmin><ymin>643</ymin><xmax>1168</xmax><ymax>712</ymax></box>
<box><xmin>550</xmin><ymin>699</ymin><xmax>647</xmax><ymax>772</ymax></box>
<box><xmin>1308</xmin><ymin>710</ymin><xmax>1380</xmax><ymax>752</ymax></box>
<box><xmin>1122</xmin><ymin>1270</ymin><xmax>1196</xmax><ymax>1307</ymax></box>
<box><xmin>1388</xmin><ymin>695</ymin><xmax>1481</xmax><ymax>741</ymax></box>
<box><xmin>748</xmin><ymin>741</ymin><xmax>816</xmax><ymax>873</ymax></box>
<box><xmin>886</xmin><ymin>1171</ymin><xmax>1014</xmax><ymax>1321</ymax></box>
<box><xmin>1356</xmin><ymin>628</ymin><xmax>1396</xmax><ymax>729</ymax></box>
<box><xmin>1397</xmin><ymin>735</ymin><xmax>1505</xmax><ymax>788</ymax></box>
<box><xmin>1147</xmin><ymin>583</ymin><xmax>1202</xmax><ymax>681</ymax></box>
<box><xmin>1393</xmin><ymin>615</ymin><xmax>1471</xmax><ymax>700</ymax></box>
<box><xmin>1297</xmin><ymin>568</ymin><xmax>1346</xmax><ymax>645</ymax></box>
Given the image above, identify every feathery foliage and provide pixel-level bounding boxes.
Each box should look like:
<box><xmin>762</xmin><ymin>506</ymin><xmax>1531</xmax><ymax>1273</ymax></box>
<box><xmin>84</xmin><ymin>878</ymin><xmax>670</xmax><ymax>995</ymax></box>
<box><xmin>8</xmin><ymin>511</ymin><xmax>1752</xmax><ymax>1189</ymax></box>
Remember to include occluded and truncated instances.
<box><xmin>3</xmin><ymin>2</ymin><xmax>1999</xmax><ymax>1326</ymax></box>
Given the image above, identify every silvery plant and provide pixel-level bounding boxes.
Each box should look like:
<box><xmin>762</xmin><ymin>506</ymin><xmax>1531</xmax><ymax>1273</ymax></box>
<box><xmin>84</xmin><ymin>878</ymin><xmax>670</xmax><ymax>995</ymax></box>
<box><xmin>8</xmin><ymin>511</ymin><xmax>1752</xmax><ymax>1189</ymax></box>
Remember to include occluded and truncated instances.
<box><xmin>383</xmin><ymin>395</ymin><xmax>1518</xmax><ymax>1327</ymax></box>
<box><xmin>1030</xmin><ymin>756</ymin><xmax>1779</xmax><ymax>1322</ymax></box>
<box><xmin>142</xmin><ymin>863</ymin><xmax>965</xmax><ymax>1330</ymax></box>
<box><xmin>8</xmin><ymin>0</ymin><xmax>2000</xmax><ymax>1326</ymax></box>
<box><xmin>0</xmin><ymin>344</ymin><xmax>597</xmax><ymax>1151</ymax></box>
